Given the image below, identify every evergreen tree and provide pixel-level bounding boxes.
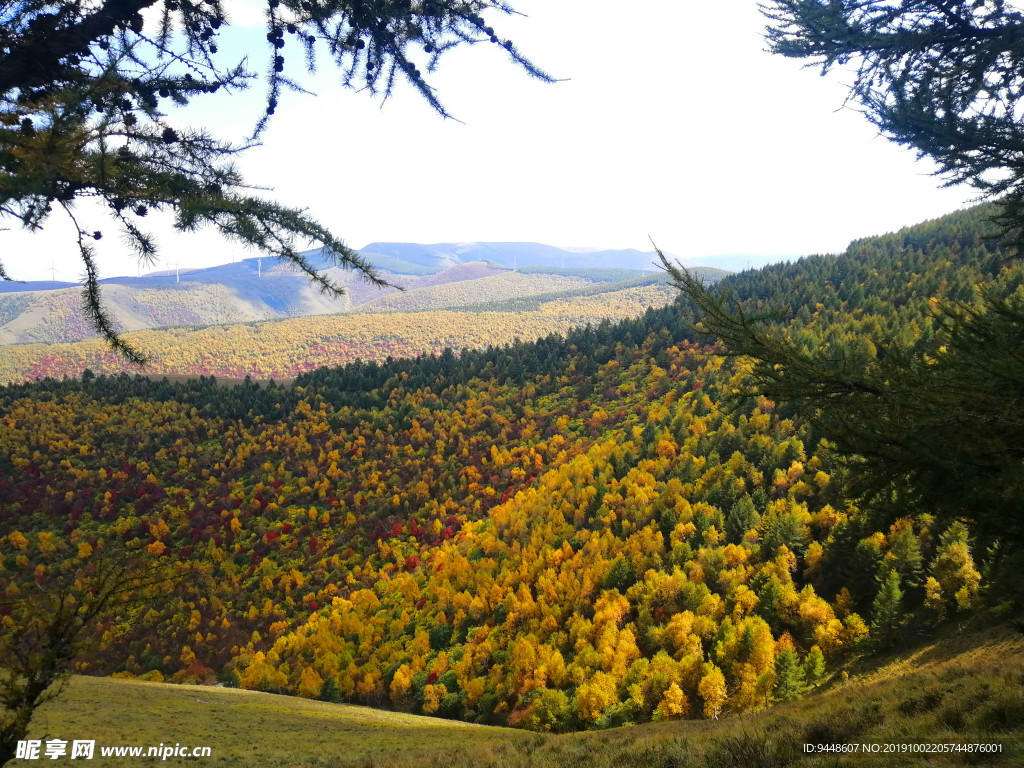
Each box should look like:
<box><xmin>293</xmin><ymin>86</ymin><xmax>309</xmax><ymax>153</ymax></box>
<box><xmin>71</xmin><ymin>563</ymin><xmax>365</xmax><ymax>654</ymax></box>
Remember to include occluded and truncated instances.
<box><xmin>772</xmin><ymin>648</ymin><xmax>806</xmax><ymax>702</ymax></box>
<box><xmin>737</xmin><ymin>624</ymin><xmax>756</xmax><ymax>662</ymax></box>
<box><xmin>659</xmin><ymin>3</ymin><xmax>1024</xmax><ymax>575</ymax></box>
<box><xmin>886</xmin><ymin>522</ymin><xmax>924</xmax><ymax>592</ymax></box>
<box><xmin>759</xmin><ymin>510</ymin><xmax>808</xmax><ymax>560</ymax></box>
<box><xmin>762</xmin><ymin>1</ymin><xmax>1024</xmax><ymax>245</ymax></box>
<box><xmin>802</xmin><ymin>645</ymin><xmax>825</xmax><ymax>688</ymax></box>
<box><xmin>848</xmin><ymin>537</ymin><xmax>885</xmax><ymax>614</ymax></box>
<box><xmin>428</xmin><ymin>623</ymin><xmax>453</xmax><ymax>651</ymax></box>
<box><xmin>870</xmin><ymin>569</ymin><xmax>905</xmax><ymax>650</ymax></box>
<box><xmin>603</xmin><ymin>556</ymin><xmax>638</xmax><ymax>592</ymax></box>
<box><xmin>725</xmin><ymin>495</ymin><xmax>760</xmax><ymax>545</ymax></box>
<box><xmin>754</xmin><ymin>576</ymin><xmax>785</xmax><ymax>637</ymax></box>
<box><xmin>661</xmin><ymin>254</ymin><xmax>1024</xmax><ymax>561</ymax></box>
<box><xmin>319</xmin><ymin>676</ymin><xmax>342</xmax><ymax>703</ymax></box>
<box><xmin>216</xmin><ymin>667</ymin><xmax>240</xmax><ymax>689</ymax></box>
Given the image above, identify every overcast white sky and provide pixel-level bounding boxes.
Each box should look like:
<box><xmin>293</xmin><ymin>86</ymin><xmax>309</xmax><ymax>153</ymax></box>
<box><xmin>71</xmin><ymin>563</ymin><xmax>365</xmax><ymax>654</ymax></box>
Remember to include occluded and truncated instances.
<box><xmin>4</xmin><ymin>0</ymin><xmax>977</xmax><ymax>282</ymax></box>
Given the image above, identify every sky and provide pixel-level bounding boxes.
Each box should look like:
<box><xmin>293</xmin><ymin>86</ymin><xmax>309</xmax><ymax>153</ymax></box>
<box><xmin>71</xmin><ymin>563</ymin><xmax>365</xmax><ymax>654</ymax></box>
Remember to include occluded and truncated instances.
<box><xmin>4</xmin><ymin>0</ymin><xmax>979</xmax><ymax>282</ymax></box>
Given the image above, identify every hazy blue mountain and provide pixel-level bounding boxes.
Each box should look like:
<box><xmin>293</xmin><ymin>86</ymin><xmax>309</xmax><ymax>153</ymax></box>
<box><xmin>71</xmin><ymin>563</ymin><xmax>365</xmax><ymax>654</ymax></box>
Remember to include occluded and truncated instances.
<box><xmin>353</xmin><ymin>242</ymin><xmax>693</xmax><ymax>272</ymax></box>
<box><xmin>0</xmin><ymin>280</ymin><xmax>77</xmax><ymax>293</ymax></box>
<box><xmin>1</xmin><ymin>242</ymin><xmax>715</xmax><ymax>295</ymax></box>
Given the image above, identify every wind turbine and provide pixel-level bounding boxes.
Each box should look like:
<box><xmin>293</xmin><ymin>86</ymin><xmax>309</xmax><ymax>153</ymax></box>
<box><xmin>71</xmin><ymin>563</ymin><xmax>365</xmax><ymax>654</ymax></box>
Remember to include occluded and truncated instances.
<box><xmin>48</xmin><ymin>262</ymin><xmax>57</xmax><ymax>281</ymax></box>
<box><xmin>257</xmin><ymin>257</ymin><xmax>262</xmax><ymax>278</ymax></box>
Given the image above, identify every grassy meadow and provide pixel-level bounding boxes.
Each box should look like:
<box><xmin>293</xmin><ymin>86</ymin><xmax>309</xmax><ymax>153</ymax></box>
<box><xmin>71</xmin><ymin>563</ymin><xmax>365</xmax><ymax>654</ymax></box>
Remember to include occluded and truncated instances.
<box><xmin>27</xmin><ymin>676</ymin><xmax>528</xmax><ymax>767</ymax></box>
<box><xmin>24</xmin><ymin>624</ymin><xmax>1024</xmax><ymax>767</ymax></box>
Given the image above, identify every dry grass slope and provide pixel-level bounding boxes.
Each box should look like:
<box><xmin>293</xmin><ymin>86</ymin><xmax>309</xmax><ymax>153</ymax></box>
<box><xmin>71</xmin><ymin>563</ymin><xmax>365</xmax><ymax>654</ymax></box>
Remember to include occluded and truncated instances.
<box><xmin>25</xmin><ymin>626</ymin><xmax>1024</xmax><ymax>767</ymax></box>
<box><xmin>29</xmin><ymin>676</ymin><xmax>525</xmax><ymax>767</ymax></box>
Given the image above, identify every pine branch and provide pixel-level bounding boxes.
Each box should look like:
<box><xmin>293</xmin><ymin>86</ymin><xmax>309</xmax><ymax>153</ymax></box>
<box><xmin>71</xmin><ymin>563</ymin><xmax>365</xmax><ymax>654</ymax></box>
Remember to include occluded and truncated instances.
<box><xmin>2</xmin><ymin>0</ymin><xmax>551</xmax><ymax>358</ymax></box>
<box><xmin>62</xmin><ymin>201</ymin><xmax>148</xmax><ymax>365</ymax></box>
<box><xmin>0</xmin><ymin>0</ymin><xmax>159</xmax><ymax>93</ymax></box>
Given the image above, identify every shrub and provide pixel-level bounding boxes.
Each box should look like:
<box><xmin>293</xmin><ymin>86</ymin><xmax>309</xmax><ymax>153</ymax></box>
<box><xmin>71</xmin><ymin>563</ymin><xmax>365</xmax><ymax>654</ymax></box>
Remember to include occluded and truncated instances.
<box><xmin>614</xmin><ymin>740</ymin><xmax>693</xmax><ymax>768</ymax></box>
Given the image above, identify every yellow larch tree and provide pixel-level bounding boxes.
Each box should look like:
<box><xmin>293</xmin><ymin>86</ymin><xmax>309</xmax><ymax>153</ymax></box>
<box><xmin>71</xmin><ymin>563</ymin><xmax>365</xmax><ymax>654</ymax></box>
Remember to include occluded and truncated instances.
<box><xmin>698</xmin><ymin>662</ymin><xmax>727</xmax><ymax>720</ymax></box>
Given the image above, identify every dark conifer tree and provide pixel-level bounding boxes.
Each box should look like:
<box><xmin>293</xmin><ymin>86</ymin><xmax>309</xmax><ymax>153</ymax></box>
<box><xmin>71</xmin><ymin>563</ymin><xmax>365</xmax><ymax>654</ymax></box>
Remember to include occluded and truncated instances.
<box><xmin>663</xmin><ymin>251</ymin><xmax>1024</xmax><ymax>560</ymax></box>
<box><xmin>763</xmin><ymin>1</ymin><xmax>1024</xmax><ymax>245</ymax></box>
<box><xmin>870</xmin><ymin>569</ymin><xmax>905</xmax><ymax>649</ymax></box>
<box><xmin>772</xmin><ymin>648</ymin><xmax>806</xmax><ymax>702</ymax></box>
<box><xmin>658</xmin><ymin>4</ymin><xmax>1024</xmax><ymax>580</ymax></box>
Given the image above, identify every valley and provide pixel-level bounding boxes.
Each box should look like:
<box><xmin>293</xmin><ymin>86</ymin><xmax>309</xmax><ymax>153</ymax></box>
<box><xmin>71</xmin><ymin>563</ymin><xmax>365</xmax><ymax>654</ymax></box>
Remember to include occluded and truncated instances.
<box><xmin>2</xmin><ymin>206</ymin><xmax>1023</xmax><ymax>765</ymax></box>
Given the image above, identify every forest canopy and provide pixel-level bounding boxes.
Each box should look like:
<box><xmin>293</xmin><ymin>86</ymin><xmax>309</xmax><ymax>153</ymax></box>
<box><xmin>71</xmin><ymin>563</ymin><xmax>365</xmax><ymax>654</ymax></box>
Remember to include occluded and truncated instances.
<box><xmin>1</xmin><ymin>205</ymin><xmax>1009</xmax><ymax>731</ymax></box>
<box><xmin>3</xmin><ymin>0</ymin><xmax>1023</xmax><ymax>741</ymax></box>
<box><xmin>670</xmin><ymin>2</ymin><xmax>1024</xmax><ymax>569</ymax></box>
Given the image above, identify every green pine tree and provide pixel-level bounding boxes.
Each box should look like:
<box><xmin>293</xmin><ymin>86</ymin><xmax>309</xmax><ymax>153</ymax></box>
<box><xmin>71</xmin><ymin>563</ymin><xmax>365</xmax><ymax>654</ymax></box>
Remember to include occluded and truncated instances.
<box><xmin>726</xmin><ymin>495</ymin><xmax>760</xmax><ymax>545</ymax></box>
<box><xmin>772</xmin><ymin>648</ymin><xmax>807</xmax><ymax>702</ymax></box>
<box><xmin>802</xmin><ymin>646</ymin><xmax>825</xmax><ymax>688</ymax></box>
<box><xmin>870</xmin><ymin>570</ymin><xmax>905</xmax><ymax>650</ymax></box>
<box><xmin>886</xmin><ymin>524</ymin><xmax>925</xmax><ymax>592</ymax></box>
<box><xmin>761</xmin><ymin>1</ymin><xmax>1024</xmax><ymax>246</ymax></box>
<box><xmin>319</xmin><ymin>676</ymin><xmax>342</xmax><ymax>703</ymax></box>
<box><xmin>660</xmin><ymin>2</ymin><xmax>1024</xmax><ymax>577</ymax></box>
<box><xmin>662</xmin><ymin>254</ymin><xmax>1024</xmax><ymax>565</ymax></box>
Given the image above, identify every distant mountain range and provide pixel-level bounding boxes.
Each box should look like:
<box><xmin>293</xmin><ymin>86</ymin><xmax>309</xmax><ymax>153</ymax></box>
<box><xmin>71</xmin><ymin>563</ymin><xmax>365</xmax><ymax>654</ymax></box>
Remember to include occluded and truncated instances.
<box><xmin>352</xmin><ymin>242</ymin><xmax>677</xmax><ymax>272</ymax></box>
<box><xmin>0</xmin><ymin>244</ymin><xmax>733</xmax><ymax>345</ymax></box>
<box><xmin>348</xmin><ymin>242</ymin><xmax>793</xmax><ymax>274</ymax></box>
<box><xmin>0</xmin><ymin>242</ymin><xmax>787</xmax><ymax>295</ymax></box>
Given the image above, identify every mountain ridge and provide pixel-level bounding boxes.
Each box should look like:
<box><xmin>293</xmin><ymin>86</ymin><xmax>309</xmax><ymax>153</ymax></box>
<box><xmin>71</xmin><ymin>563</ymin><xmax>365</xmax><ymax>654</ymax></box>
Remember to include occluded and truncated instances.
<box><xmin>0</xmin><ymin>249</ymin><xmax>730</xmax><ymax>346</ymax></box>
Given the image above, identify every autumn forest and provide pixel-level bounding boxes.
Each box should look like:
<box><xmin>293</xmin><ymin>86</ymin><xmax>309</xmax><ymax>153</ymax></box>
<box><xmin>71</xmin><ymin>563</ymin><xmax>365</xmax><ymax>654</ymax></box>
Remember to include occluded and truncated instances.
<box><xmin>0</xmin><ymin>205</ymin><xmax>1018</xmax><ymax>733</ymax></box>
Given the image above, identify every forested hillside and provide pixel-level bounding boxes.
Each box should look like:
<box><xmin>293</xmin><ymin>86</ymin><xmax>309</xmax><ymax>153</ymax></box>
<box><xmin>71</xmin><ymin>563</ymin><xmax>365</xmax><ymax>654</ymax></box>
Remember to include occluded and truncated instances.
<box><xmin>0</xmin><ymin>262</ymin><xmax>550</xmax><ymax>346</ymax></box>
<box><xmin>0</xmin><ymin>276</ymin><xmax>684</xmax><ymax>385</ymax></box>
<box><xmin>0</xmin><ymin>205</ymin><xmax>1016</xmax><ymax>732</ymax></box>
<box><xmin>0</xmin><ymin>254</ymin><xmax>727</xmax><ymax>350</ymax></box>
